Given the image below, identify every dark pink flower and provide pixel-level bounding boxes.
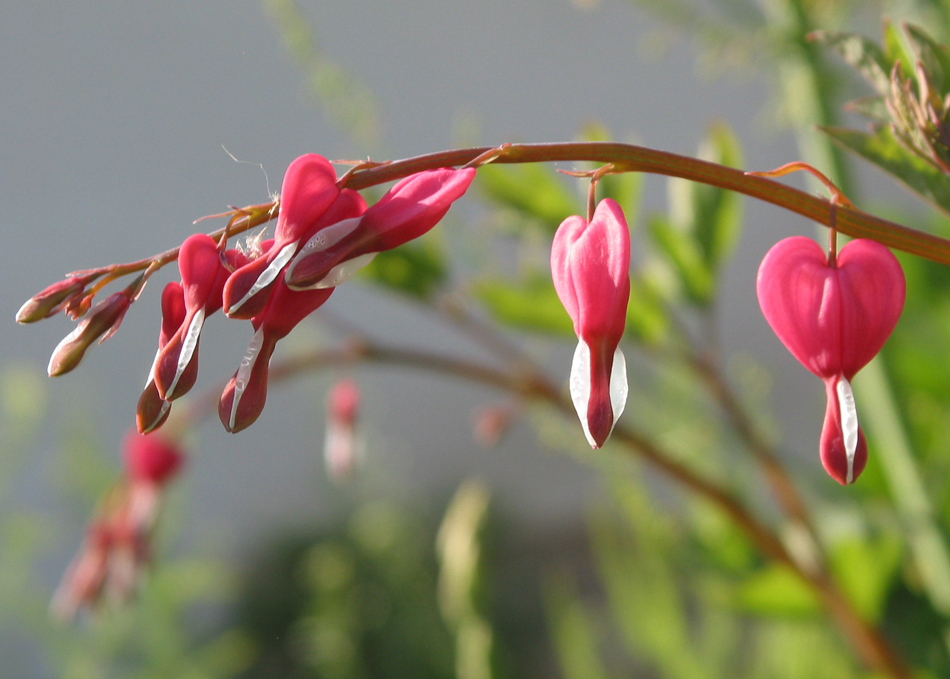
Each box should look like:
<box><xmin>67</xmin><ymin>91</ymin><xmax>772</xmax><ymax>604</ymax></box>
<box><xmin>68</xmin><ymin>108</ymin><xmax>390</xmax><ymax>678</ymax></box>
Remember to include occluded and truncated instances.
<box><xmin>223</xmin><ymin>154</ymin><xmax>340</xmax><ymax>318</ymax></box>
<box><xmin>153</xmin><ymin>234</ymin><xmax>243</xmax><ymax>401</ymax></box>
<box><xmin>136</xmin><ymin>281</ymin><xmax>186</xmax><ymax>433</ymax></box>
<box><xmin>285</xmin><ymin>167</ymin><xmax>475</xmax><ymax>290</ymax></box>
<box><xmin>757</xmin><ymin>236</ymin><xmax>905</xmax><ymax>484</ymax></box>
<box><xmin>551</xmin><ymin>199</ymin><xmax>631</xmax><ymax>449</ymax></box>
<box><xmin>219</xmin><ymin>190</ymin><xmax>365</xmax><ymax>433</ymax></box>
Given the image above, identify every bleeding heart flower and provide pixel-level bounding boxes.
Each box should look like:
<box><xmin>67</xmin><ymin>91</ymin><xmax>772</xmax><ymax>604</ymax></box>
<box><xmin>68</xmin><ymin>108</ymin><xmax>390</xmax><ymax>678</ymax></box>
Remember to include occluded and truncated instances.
<box><xmin>551</xmin><ymin>198</ymin><xmax>631</xmax><ymax>449</ymax></box>
<box><xmin>219</xmin><ymin>190</ymin><xmax>365</xmax><ymax>433</ymax></box>
<box><xmin>153</xmin><ymin>234</ymin><xmax>246</xmax><ymax>401</ymax></box>
<box><xmin>223</xmin><ymin>154</ymin><xmax>339</xmax><ymax>318</ymax></box>
<box><xmin>285</xmin><ymin>167</ymin><xmax>475</xmax><ymax>290</ymax></box>
<box><xmin>756</xmin><ymin>236</ymin><xmax>905</xmax><ymax>484</ymax></box>
<box><xmin>136</xmin><ymin>281</ymin><xmax>186</xmax><ymax>433</ymax></box>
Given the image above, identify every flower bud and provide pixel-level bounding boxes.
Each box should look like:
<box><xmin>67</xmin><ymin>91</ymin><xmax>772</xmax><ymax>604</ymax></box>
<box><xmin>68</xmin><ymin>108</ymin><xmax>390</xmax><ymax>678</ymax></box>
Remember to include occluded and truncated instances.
<box><xmin>16</xmin><ymin>273</ymin><xmax>97</xmax><ymax>324</ymax></box>
<box><xmin>48</xmin><ymin>290</ymin><xmax>132</xmax><ymax>377</ymax></box>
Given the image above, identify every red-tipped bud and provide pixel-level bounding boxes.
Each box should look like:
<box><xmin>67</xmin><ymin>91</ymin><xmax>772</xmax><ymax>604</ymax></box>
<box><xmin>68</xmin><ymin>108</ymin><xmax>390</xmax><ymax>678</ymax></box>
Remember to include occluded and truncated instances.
<box><xmin>123</xmin><ymin>430</ymin><xmax>184</xmax><ymax>485</ymax></box>
<box><xmin>551</xmin><ymin>199</ymin><xmax>631</xmax><ymax>449</ymax></box>
<box><xmin>285</xmin><ymin>167</ymin><xmax>474</xmax><ymax>290</ymax></box>
<box><xmin>48</xmin><ymin>290</ymin><xmax>132</xmax><ymax>377</ymax></box>
<box><xmin>16</xmin><ymin>273</ymin><xmax>97</xmax><ymax>324</ymax></box>
<box><xmin>218</xmin><ymin>329</ymin><xmax>278</xmax><ymax>433</ymax></box>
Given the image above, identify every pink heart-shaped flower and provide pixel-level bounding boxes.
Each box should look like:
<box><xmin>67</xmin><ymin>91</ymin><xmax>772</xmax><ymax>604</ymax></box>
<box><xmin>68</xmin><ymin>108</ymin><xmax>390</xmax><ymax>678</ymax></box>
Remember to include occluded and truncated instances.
<box><xmin>756</xmin><ymin>236</ymin><xmax>904</xmax><ymax>484</ymax></box>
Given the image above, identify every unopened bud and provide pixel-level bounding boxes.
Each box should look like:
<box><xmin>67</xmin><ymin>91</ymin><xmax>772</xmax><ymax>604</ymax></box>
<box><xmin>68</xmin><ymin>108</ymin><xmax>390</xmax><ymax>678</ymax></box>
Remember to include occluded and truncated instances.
<box><xmin>48</xmin><ymin>291</ymin><xmax>131</xmax><ymax>377</ymax></box>
<box><xmin>16</xmin><ymin>274</ymin><xmax>96</xmax><ymax>324</ymax></box>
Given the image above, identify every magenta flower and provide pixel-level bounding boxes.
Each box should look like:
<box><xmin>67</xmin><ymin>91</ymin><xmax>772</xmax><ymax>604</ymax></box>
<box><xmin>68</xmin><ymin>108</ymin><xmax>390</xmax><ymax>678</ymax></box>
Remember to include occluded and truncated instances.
<box><xmin>153</xmin><ymin>233</ymin><xmax>243</xmax><ymax>401</ymax></box>
<box><xmin>285</xmin><ymin>167</ymin><xmax>475</xmax><ymax>290</ymax></box>
<box><xmin>136</xmin><ymin>281</ymin><xmax>186</xmax><ymax>433</ymax></box>
<box><xmin>219</xmin><ymin>190</ymin><xmax>366</xmax><ymax>433</ymax></box>
<box><xmin>757</xmin><ymin>236</ymin><xmax>905</xmax><ymax>484</ymax></box>
<box><xmin>223</xmin><ymin>154</ymin><xmax>340</xmax><ymax>318</ymax></box>
<box><xmin>551</xmin><ymin>198</ymin><xmax>631</xmax><ymax>449</ymax></box>
<box><xmin>123</xmin><ymin>430</ymin><xmax>184</xmax><ymax>486</ymax></box>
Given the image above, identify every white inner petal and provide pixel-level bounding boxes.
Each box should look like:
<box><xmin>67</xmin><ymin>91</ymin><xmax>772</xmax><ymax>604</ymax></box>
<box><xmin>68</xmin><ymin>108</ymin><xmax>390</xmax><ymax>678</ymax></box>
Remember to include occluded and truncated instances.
<box><xmin>569</xmin><ymin>339</ymin><xmax>596</xmax><ymax>448</ymax></box>
<box><xmin>164</xmin><ymin>307</ymin><xmax>205</xmax><ymax>399</ymax></box>
<box><xmin>145</xmin><ymin>346</ymin><xmax>162</xmax><ymax>388</ymax></box>
<box><xmin>141</xmin><ymin>399</ymin><xmax>171</xmax><ymax>435</ymax></box>
<box><xmin>608</xmin><ymin>347</ymin><xmax>628</xmax><ymax>432</ymax></box>
<box><xmin>230</xmin><ymin>327</ymin><xmax>265</xmax><ymax>430</ymax></box>
<box><xmin>836</xmin><ymin>376</ymin><xmax>859</xmax><ymax>484</ymax></box>
<box><xmin>228</xmin><ymin>242</ymin><xmax>297</xmax><ymax>315</ymax></box>
<box><xmin>311</xmin><ymin>252</ymin><xmax>378</xmax><ymax>290</ymax></box>
<box><xmin>298</xmin><ymin>217</ymin><xmax>361</xmax><ymax>255</ymax></box>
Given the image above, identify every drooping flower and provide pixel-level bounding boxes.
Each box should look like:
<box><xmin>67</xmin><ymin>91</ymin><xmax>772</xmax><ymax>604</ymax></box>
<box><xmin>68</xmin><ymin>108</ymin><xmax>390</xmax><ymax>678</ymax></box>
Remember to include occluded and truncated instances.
<box><xmin>152</xmin><ymin>234</ymin><xmax>245</xmax><ymax>401</ymax></box>
<box><xmin>551</xmin><ymin>198</ymin><xmax>631</xmax><ymax>449</ymax></box>
<box><xmin>219</xmin><ymin>190</ymin><xmax>366</xmax><ymax>433</ymax></box>
<box><xmin>223</xmin><ymin>154</ymin><xmax>340</xmax><ymax>318</ymax></box>
<box><xmin>757</xmin><ymin>236</ymin><xmax>905</xmax><ymax>484</ymax></box>
<box><xmin>136</xmin><ymin>281</ymin><xmax>186</xmax><ymax>433</ymax></box>
<box><xmin>284</xmin><ymin>167</ymin><xmax>475</xmax><ymax>290</ymax></box>
<box><xmin>323</xmin><ymin>378</ymin><xmax>362</xmax><ymax>481</ymax></box>
<box><xmin>51</xmin><ymin>429</ymin><xmax>184</xmax><ymax>620</ymax></box>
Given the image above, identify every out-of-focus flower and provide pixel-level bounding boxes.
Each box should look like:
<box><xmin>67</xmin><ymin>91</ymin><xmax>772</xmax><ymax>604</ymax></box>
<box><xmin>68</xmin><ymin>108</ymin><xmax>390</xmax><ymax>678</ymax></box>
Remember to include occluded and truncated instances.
<box><xmin>471</xmin><ymin>404</ymin><xmax>515</xmax><ymax>448</ymax></box>
<box><xmin>323</xmin><ymin>378</ymin><xmax>362</xmax><ymax>481</ymax></box>
<box><xmin>285</xmin><ymin>167</ymin><xmax>475</xmax><ymax>290</ymax></box>
<box><xmin>51</xmin><ymin>430</ymin><xmax>184</xmax><ymax>620</ymax></box>
<box><xmin>223</xmin><ymin>154</ymin><xmax>340</xmax><ymax>319</ymax></box>
<box><xmin>551</xmin><ymin>198</ymin><xmax>630</xmax><ymax>449</ymax></box>
<box><xmin>757</xmin><ymin>236</ymin><xmax>905</xmax><ymax>484</ymax></box>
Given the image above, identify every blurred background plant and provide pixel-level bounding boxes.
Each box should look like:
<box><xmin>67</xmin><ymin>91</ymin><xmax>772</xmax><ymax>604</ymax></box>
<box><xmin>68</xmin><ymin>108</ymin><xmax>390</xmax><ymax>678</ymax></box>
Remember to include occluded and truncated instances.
<box><xmin>12</xmin><ymin>0</ymin><xmax>950</xmax><ymax>677</ymax></box>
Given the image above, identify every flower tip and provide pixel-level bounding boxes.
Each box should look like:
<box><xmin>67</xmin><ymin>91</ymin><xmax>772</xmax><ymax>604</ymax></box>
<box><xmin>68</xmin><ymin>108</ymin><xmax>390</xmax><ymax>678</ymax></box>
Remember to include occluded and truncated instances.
<box><xmin>123</xmin><ymin>430</ymin><xmax>184</xmax><ymax>485</ymax></box>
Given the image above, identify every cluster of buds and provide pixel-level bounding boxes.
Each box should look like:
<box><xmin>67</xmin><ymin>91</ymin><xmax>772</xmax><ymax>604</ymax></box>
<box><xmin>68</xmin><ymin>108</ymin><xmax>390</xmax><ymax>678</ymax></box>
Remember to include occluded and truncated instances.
<box><xmin>886</xmin><ymin>57</ymin><xmax>950</xmax><ymax>175</ymax></box>
<box><xmin>51</xmin><ymin>431</ymin><xmax>184</xmax><ymax>619</ymax></box>
<box><xmin>21</xmin><ymin>154</ymin><xmax>475</xmax><ymax>436</ymax></box>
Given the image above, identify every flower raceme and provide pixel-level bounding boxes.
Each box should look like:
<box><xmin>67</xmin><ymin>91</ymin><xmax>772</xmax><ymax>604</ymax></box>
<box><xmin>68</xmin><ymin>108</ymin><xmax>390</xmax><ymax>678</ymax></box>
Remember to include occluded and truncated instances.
<box><xmin>757</xmin><ymin>236</ymin><xmax>905</xmax><ymax>484</ymax></box>
<box><xmin>551</xmin><ymin>198</ymin><xmax>631</xmax><ymax>449</ymax></box>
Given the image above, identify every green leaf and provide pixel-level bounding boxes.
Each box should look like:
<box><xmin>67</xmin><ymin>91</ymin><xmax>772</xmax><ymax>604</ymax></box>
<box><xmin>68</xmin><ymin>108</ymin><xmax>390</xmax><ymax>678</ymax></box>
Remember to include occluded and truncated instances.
<box><xmin>626</xmin><ymin>276</ymin><xmax>668</xmax><ymax>346</ymax></box>
<box><xmin>821</xmin><ymin>125</ymin><xmax>950</xmax><ymax>214</ymax></box>
<box><xmin>733</xmin><ymin>565</ymin><xmax>821</xmax><ymax>618</ymax></box>
<box><xmin>474</xmin><ymin>275</ymin><xmax>574</xmax><ymax>335</ymax></box>
<box><xmin>649</xmin><ymin>215</ymin><xmax>714</xmax><ymax>306</ymax></box>
<box><xmin>692</xmin><ymin>123</ymin><xmax>743</xmax><ymax>270</ymax></box>
<box><xmin>884</xmin><ymin>18</ymin><xmax>916</xmax><ymax>80</ymax></box>
<box><xmin>811</xmin><ymin>29</ymin><xmax>892</xmax><ymax>96</ymax></box>
<box><xmin>905</xmin><ymin>23</ymin><xmax>950</xmax><ymax>94</ymax></box>
<box><xmin>476</xmin><ymin>163</ymin><xmax>579</xmax><ymax>233</ymax></box>
<box><xmin>829</xmin><ymin>535</ymin><xmax>903</xmax><ymax>622</ymax></box>
<box><xmin>357</xmin><ymin>241</ymin><xmax>446</xmax><ymax>300</ymax></box>
<box><xmin>543</xmin><ymin>572</ymin><xmax>609</xmax><ymax>679</ymax></box>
